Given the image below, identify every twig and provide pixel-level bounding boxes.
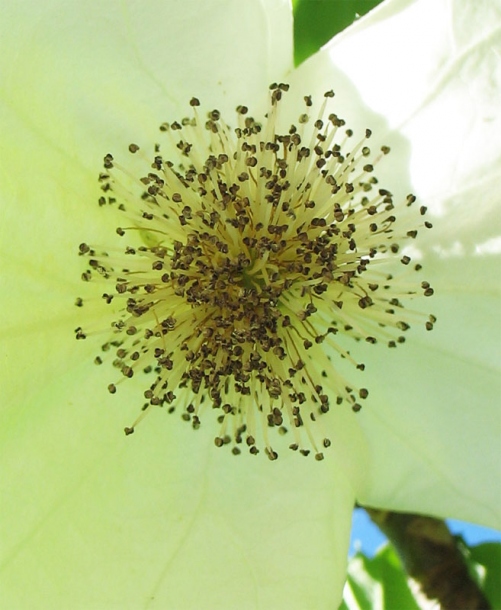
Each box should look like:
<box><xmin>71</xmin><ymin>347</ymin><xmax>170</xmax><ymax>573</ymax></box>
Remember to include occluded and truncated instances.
<box><xmin>365</xmin><ymin>508</ymin><xmax>492</xmax><ymax>610</ymax></box>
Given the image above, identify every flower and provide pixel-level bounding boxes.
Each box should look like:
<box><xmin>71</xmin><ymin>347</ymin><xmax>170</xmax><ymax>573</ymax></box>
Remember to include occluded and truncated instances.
<box><xmin>0</xmin><ymin>1</ymin><xmax>499</xmax><ymax>609</ymax></box>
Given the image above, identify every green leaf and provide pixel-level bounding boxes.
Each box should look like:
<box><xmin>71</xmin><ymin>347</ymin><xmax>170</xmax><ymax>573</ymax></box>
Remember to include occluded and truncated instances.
<box><xmin>466</xmin><ymin>542</ymin><xmax>501</xmax><ymax>610</ymax></box>
<box><xmin>293</xmin><ymin>0</ymin><xmax>385</xmax><ymax>65</ymax></box>
<box><xmin>340</xmin><ymin>543</ymin><xmax>420</xmax><ymax>610</ymax></box>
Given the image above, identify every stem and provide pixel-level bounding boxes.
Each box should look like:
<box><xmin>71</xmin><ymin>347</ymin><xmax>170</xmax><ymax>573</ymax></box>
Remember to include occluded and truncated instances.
<box><xmin>365</xmin><ymin>508</ymin><xmax>492</xmax><ymax>610</ymax></box>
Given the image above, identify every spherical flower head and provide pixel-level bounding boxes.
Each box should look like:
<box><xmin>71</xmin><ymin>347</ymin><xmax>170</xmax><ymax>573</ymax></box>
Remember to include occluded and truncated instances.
<box><xmin>76</xmin><ymin>84</ymin><xmax>435</xmax><ymax>460</ymax></box>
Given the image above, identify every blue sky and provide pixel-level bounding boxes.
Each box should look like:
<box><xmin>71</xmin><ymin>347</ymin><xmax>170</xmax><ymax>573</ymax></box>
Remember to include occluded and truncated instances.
<box><xmin>349</xmin><ymin>508</ymin><xmax>501</xmax><ymax>557</ymax></box>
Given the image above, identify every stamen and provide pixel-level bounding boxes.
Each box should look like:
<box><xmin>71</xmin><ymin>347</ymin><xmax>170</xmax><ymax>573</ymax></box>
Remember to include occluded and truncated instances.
<box><xmin>76</xmin><ymin>85</ymin><xmax>435</xmax><ymax>458</ymax></box>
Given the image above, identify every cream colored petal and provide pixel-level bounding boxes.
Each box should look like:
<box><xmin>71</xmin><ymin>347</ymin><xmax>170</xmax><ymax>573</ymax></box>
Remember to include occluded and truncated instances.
<box><xmin>0</xmin><ymin>2</ymin><xmax>364</xmax><ymax>608</ymax></box>
<box><xmin>0</xmin><ymin>353</ymin><xmax>360</xmax><ymax>609</ymax></box>
<box><xmin>355</xmin><ymin>250</ymin><xmax>501</xmax><ymax>529</ymax></box>
<box><xmin>285</xmin><ymin>0</ymin><xmax>501</xmax><ymax>526</ymax></box>
<box><xmin>323</xmin><ymin>0</ymin><xmax>501</xmax><ymax>248</ymax></box>
<box><xmin>289</xmin><ymin>0</ymin><xmax>501</xmax><ymax>246</ymax></box>
<box><xmin>0</xmin><ymin>0</ymin><xmax>293</xmax><ymax>156</ymax></box>
<box><xmin>0</xmin><ymin>0</ymin><xmax>293</xmax><ymax>408</ymax></box>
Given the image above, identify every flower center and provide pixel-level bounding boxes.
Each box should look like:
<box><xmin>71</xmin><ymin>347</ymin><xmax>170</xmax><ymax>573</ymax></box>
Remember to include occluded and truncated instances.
<box><xmin>75</xmin><ymin>83</ymin><xmax>435</xmax><ymax>460</ymax></box>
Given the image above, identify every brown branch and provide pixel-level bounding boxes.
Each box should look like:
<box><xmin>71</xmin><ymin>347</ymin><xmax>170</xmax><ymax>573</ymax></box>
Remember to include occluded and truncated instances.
<box><xmin>365</xmin><ymin>508</ymin><xmax>491</xmax><ymax>610</ymax></box>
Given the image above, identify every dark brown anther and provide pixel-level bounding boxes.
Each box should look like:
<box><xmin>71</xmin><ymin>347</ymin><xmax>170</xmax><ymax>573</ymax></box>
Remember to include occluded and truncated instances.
<box><xmin>266</xmin><ymin>448</ymin><xmax>278</xmax><ymax>461</ymax></box>
<box><xmin>103</xmin><ymin>153</ymin><xmax>114</xmax><ymax>169</ymax></box>
<box><xmin>75</xmin><ymin>328</ymin><xmax>86</xmax><ymax>340</ymax></box>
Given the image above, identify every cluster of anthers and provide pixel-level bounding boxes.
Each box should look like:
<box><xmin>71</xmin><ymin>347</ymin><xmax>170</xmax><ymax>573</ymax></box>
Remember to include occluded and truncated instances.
<box><xmin>75</xmin><ymin>83</ymin><xmax>435</xmax><ymax>460</ymax></box>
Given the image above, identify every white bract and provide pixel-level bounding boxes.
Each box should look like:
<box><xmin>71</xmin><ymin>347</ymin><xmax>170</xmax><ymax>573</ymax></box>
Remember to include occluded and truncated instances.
<box><xmin>0</xmin><ymin>0</ymin><xmax>499</xmax><ymax>608</ymax></box>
